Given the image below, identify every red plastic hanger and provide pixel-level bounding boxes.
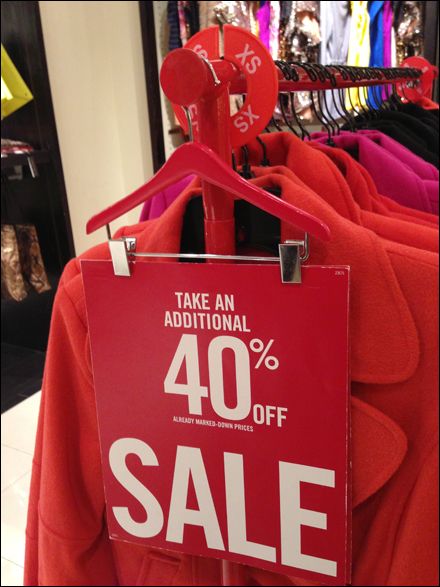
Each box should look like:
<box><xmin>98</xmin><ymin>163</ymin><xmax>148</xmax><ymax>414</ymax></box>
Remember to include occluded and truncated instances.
<box><xmin>86</xmin><ymin>142</ymin><xmax>331</xmax><ymax>241</ymax></box>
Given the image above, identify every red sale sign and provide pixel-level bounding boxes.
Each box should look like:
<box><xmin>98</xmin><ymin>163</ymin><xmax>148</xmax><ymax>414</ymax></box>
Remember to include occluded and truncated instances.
<box><xmin>81</xmin><ymin>260</ymin><xmax>351</xmax><ymax>585</ymax></box>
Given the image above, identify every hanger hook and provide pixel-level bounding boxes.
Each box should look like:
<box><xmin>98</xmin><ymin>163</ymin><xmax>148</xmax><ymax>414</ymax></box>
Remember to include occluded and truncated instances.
<box><xmin>327</xmin><ymin>65</ymin><xmax>354</xmax><ymax>130</ymax></box>
<box><xmin>330</xmin><ymin>65</ymin><xmax>357</xmax><ymax>131</ymax></box>
<box><xmin>240</xmin><ymin>145</ymin><xmax>254</xmax><ymax>179</ymax></box>
<box><xmin>291</xmin><ymin>61</ymin><xmax>327</xmax><ymax>137</ymax></box>
<box><xmin>255</xmin><ymin>136</ymin><xmax>270</xmax><ymax>166</ymax></box>
<box><xmin>312</xmin><ymin>64</ymin><xmax>340</xmax><ymax>137</ymax></box>
<box><xmin>286</xmin><ymin>62</ymin><xmax>311</xmax><ymax>140</ymax></box>
<box><xmin>182</xmin><ymin>106</ymin><xmax>194</xmax><ymax>142</ymax></box>
<box><xmin>294</xmin><ymin>62</ymin><xmax>333</xmax><ymax>144</ymax></box>
<box><xmin>339</xmin><ymin>65</ymin><xmax>363</xmax><ymax>119</ymax></box>
<box><xmin>274</xmin><ymin>60</ymin><xmax>300</xmax><ymax>137</ymax></box>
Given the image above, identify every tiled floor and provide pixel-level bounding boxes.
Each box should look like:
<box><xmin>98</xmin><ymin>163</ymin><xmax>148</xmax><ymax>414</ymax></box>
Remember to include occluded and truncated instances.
<box><xmin>1</xmin><ymin>392</ymin><xmax>41</xmax><ymax>587</ymax></box>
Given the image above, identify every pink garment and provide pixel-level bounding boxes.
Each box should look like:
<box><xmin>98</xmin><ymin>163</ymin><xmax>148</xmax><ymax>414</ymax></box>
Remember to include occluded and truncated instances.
<box><xmin>257</xmin><ymin>2</ymin><xmax>271</xmax><ymax>50</ymax></box>
<box><xmin>357</xmin><ymin>130</ymin><xmax>439</xmax><ymax>181</ymax></box>
<box><xmin>139</xmin><ymin>175</ymin><xmax>195</xmax><ymax>221</ymax></box>
<box><xmin>311</xmin><ymin>131</ymin><xmax>439</xmax><ymax>215</ymax></box>
<box><xmin>382</xmin><ymin>1</ymin><xmax>393</xmax><ymax>67</ymax></box>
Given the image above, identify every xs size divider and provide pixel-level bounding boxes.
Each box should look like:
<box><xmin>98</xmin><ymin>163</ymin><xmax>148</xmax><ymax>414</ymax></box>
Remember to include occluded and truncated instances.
<box><xmin>107</xmin><ymin>229</ymin><xmax>309</xmax><ymax>285</ymax></box>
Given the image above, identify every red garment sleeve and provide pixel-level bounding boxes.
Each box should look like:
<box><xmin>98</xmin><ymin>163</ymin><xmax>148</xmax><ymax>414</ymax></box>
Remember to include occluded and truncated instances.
<box><xmin>379</xmin><ymin>195</ymin><xmax>439</xmax><ymax>226</ymax></box>
<box><xmin>24</xmin><ymin>276</ymin><xmax>119</xmax><ymax>586</ymax></box>
<box><xmin>387</xmin><ymin>443</ymin><xmax>439</xmax><ymax>586</ymax></box>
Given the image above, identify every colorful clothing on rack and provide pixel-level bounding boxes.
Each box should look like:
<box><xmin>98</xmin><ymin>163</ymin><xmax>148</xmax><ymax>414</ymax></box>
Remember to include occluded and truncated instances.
<box><xmin>394</xmin><ymin>1</ymin><xmax>424</xmax><ymax>64</ymax></box>
<box><xmin>382</xmin><ymin>0</ymin><xmax>394</xmax><ymax>68</ymax></box>
<box><xmin>311</xmin><ymin>131</ymin><xmax>439</xmax><ymax>215</ymax></box>
<box><xmin>319</xmin><ymin>1</ymin><xmax>351</xmax><ymax>119</ymax></box>
<box><xmin>319</xmin><ymin>1</ymin><xmax>351</xmax><ymax>66</ymax></box>
<box><xmin>278</xmin><ymin>0</ymin><xmax>293</xmax><ymax>60</ymax></box>
<box><xmin>249</xmin><ymin>1</ymin><xmax>259</xmax><ymax>36</ymax></box>
<box><xmin>269</xmin><ymin>1</ymin><xmax>280</xmax><ymax>59</ymax></box>
<box><xmin>283</xmin><ymin>1</ymin><xmax>321</xmax><ymax>121</ymax></box>
<box><xmin>368</xmin><ymin>1</ymin><xmax>385</xmax><ymax>107</ymax></box>
<box><xmin>285</xmin><ymin>1</ymin><xmax>321</xmax><ymax>62</ymax></box>
<box><xmin>213</xmin><ymin>1</ymin><xmax>251</xmax><ymax>28</ymax></box>
<box><xmin>358</xmin><ymin>128</ymin><xmax>439</xmax><ymax>180</ymax></box>
<box><xmin>342</xmin><ymin>102</ymin><xmax>439</xmax><ymax>168</ymax></box>
<box><xmin>369</xmin><ymin>1</ymin><xmax>385</xmax><ymax>68</ymax></box>
<box><xmin>382</xmin><ymin>0</ymin><xmax>394</xmax><ymax>97</ymax></box>
<box><xmin>198</xmin><ymin>1</ymin><xmax>219</xmax><ymax>29</ymax></box>
<box><xmin>257</xmin><ymin>1</ymin><xmax>271</xmax><ymax>50</ymax></box>
<box><xmin>346</xmin><ymin>1</ymin><xmax>370</xmax><ymax>109</ymax></box>
<box><xmin>167</xmin><ymin>1</ymin><xmax>183</xmax><ymax>50</ymax></box>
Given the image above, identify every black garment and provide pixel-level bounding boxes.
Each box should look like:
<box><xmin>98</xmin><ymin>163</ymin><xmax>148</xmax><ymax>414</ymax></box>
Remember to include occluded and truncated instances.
<box><xmin>393</xmin><ymin>1</ymin><xmax>405</xmax><ymax>29</ymax></box>
<box><xmin>399</xmin><ymin>103</ymin><xmax>439</xmax><ymax>129</ymax></box>
<box><xmin>167</xmin><ymin>1</ymin><xmax>182</xmax><ymax>50</ymax></box>
<box><xmin>181</xmin><ymin>189</ymin><xmax>282</xmax><ymax>257</ymax></box>
<box><xmin>184</xmin><ymin>1</ymin><xmax>200</xmax><ymax>37</ymax></box>
<box><xmin>376</xmin><ymin>121</ymin><xmax>439</xmax><ymax>167</ymax></box>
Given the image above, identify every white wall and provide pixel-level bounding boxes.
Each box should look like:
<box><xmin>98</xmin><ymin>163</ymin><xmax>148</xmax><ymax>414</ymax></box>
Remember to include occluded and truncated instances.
<box><xmin>39</xmin><ymin>0</ymin><xmax>153</xmax><ymax>254</ymax></box>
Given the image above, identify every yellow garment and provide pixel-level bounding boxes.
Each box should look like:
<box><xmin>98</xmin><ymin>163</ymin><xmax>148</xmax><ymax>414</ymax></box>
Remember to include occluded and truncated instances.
<box><xmin>346</xmin><ymin>1</ymin><xmax>370</xmax><ymax>110</ymax></box>
<box><xmin>1</xmin><ymin>45</ymin><xmax>33</xmax><ymax>119</ymax></box>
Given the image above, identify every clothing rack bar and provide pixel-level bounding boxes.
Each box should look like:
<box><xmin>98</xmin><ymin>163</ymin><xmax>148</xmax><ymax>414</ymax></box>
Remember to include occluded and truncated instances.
<box><xmin>228</xmin><ymin>64</ymin><xmax>425</xmax><ymax>94</ymax></box>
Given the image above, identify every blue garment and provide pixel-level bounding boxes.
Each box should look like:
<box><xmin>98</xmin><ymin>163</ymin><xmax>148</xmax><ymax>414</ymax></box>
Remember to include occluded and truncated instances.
<box><xmin>167</xmin><ymin>1</ymin><xmax>182</xmax><ymax>51</ymax></box>
<box><xmin>368</xmin><ymin>1</ymin><xmax>385</xmax><ymax>108</ymax></box>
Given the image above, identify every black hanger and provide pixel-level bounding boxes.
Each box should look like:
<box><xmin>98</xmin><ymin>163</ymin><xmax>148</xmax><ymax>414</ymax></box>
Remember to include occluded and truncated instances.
<box><xmin>355</xmin><ymin>68</ymin><xmax>374</xmax><ymax>122</ymax></box>
<box><xmin>339</xmin><ymin>65</ymin><xmax>365</xmax><ymax>125</ymax></box>
<box><xmin>313</xmin><ymin>64</ymin><xmax>341</xmax><ymax>137</ymax></box>
<box><xmin>240</xmin><ymin>145</ymin><xmax>254</xmax><ymax>179</ymax></box>
<box><xmin>231</xmin><ymin>151</ymin><xmax>238</xmax><ymax>173</ymax></box>
<box><xmin>297</xmin><ymin>62</ymin><xmax>335</xmax><ymax>145</ymax></box>
<box><xmin>380</xmin><ymin>67</ymin><xmax>399</xmax><ymax>111</ymax></box>
<box><xmin>370</xmin><ymin>67</ymin><xmax>386</xmax><ymax>116</ymax></box>
<box><xmin>255</xmin><ymin>136</ymin><xmax>270</xmax><ymax>166</ymax></box>
<box><xmin>286</xmin><ymin>62</ymin><xmax>311</xmax><ymax>140</ymax></box>
<box><xmin>274</xmin><ymin>60</ymin><xmax>300</xmax><ymax>137</ymax></box>
<box><xmin>375</xmin><ymin>68</ymin><xmax>390</xmax><ymax>112</ymax></box>
<box><xmin>362</xmin><ymin>68</ymin><xmax>380</xmax><ymax>119</ymax></box>
<box><xmin>329</xmin><ymin>65</ymin><xmax>357</xmax><ymax>132</ymax></box>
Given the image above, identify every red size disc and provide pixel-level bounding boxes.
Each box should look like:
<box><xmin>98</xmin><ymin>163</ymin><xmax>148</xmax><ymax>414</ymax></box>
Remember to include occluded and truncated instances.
<box><xmin>169</xmin><ymin>25</ymin><xmax>278</xmax><ymax>148</ymax></box>
<box><xmin>397</xmin><ymin>56</ymin><xmax>438</xmax><ymax>101</ymax></box>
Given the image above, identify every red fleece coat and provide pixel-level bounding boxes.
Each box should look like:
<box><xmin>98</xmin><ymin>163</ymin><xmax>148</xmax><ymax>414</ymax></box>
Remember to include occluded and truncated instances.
<box><xmin>25</xmin><ymin>168</ymin><xmax>438</xmax><ymax>585</ymax></box>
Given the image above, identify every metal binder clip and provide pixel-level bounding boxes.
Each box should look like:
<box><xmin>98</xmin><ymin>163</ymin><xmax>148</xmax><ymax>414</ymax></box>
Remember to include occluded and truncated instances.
<box><xmin>278</xmin><ymin>236</ymin><xmax>309</xmax><ymax>284</ymax></box>
<box><xmin>27</xmin><ymin>156</ymin><xmax>38</xmax><ymax>178</ymax></box>
<box><xmin>108</xmin><ymin>229</ymin><xmax>137</xmax><ymax>277</ymax></box>
<box><xmin>106</xmin><ymin>222</ymin><xmax>308</xmax><ymax>283</ymax></box>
